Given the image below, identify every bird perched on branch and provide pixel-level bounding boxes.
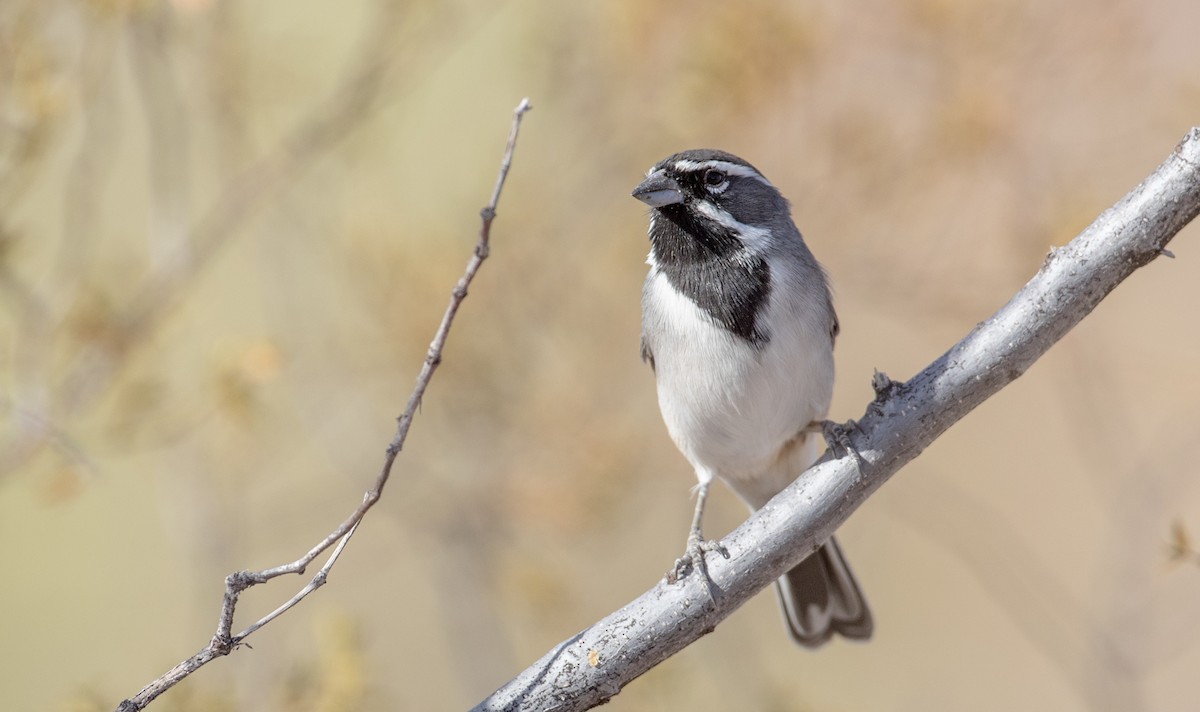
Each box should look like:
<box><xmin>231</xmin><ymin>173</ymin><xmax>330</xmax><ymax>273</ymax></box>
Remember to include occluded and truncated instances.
<box><xmin>632</xmin><ymin>149</ymin><xmax>872</xmax><ymax>647</ymax></box>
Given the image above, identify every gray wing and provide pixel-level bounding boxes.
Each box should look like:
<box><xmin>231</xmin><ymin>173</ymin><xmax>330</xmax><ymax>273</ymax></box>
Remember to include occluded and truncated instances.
<box><xmin>640</xmin><ymin>334</ymin><xmax>655</xmax><ymax>371</ymax></box>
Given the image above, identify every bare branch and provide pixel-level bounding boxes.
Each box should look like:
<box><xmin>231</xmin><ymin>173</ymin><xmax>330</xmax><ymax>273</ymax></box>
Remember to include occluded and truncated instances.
<box><xmin>113</xmin><ymin>97</ymin><xmax>533</xmax><ymax>712</ymax></box>
<box><xmin>473</xmin><ymin>129</ymin><xmax>1200</xmax><ymax>712</ymax></box>
<box><xmin>233</xmin><ymin>518</ymin><xmax>362</xmax><ymax>641</ymax></box>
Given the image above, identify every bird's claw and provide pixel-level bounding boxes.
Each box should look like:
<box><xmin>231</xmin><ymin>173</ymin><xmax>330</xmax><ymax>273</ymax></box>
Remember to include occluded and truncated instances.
<box><xmin>821</xmin><ymin>418</ymin><xmax>866</xmax><ymax>471</ymax></box>
<box><xmin>666</xmin><ymin>533</ymin><xmax>729</xmax><ymax>584</ymax></box>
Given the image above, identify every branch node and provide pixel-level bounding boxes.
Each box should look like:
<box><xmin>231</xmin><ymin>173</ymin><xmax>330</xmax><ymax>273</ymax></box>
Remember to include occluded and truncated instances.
<box><xmin>210</xmin><ymin>632</ymin><xmax>235</xmax><ymax>655</ymax></box>
<box><xmin>1175</xmin><ymin>128</ymin><xmax>1200</xmax><ymax>168</ymax></box>
<box><xmin>225</xmin><ymin>570</ymin><xmax>256</xmax><ymax>592</ymax></box>
<box><xmin>871</xmin><ymin>370</ymin><xmax>898</xmax><ymax>400</ymax></box>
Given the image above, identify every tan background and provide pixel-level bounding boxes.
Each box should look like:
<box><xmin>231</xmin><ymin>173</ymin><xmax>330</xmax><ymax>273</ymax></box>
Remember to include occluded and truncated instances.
<box><xmin>3</xmin><ymin>1</ymin><xmax>1200</xmax><ymax>710</ymax></box>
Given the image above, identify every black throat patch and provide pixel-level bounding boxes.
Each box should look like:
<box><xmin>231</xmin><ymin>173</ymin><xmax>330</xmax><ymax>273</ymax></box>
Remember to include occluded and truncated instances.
<box><xmin>650</xmin><ymin>204</ymin><xmax>771</xmax><ymax>346</ymax></box>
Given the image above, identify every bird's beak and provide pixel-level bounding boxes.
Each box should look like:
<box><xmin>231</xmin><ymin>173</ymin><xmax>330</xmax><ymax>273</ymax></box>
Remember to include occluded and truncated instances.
<box><xmin>632</xmin><ymin>170</ymin><xmax>684</xmax><ymax>208</ymax></box>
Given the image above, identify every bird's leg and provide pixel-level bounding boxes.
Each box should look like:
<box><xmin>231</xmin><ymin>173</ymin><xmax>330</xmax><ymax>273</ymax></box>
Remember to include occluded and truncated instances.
<box><xmin>666</xmin><ymin>480</ymin><xmax>729</xmax><ymax>584</ymax></box>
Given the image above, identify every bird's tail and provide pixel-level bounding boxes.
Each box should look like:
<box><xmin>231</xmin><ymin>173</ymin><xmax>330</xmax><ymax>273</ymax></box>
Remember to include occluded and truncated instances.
<box><xmin>775</xmin><ymin>536</ymin><xmax>873</xmax><ymax>647</ymax></box>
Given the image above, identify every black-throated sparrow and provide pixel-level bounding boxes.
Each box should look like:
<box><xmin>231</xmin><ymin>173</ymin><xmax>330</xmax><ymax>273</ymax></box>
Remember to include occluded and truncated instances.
<box><xmin>632</xmin><ymin>149</ymin><xmax>872</xmax><ymax>647</ymax></box>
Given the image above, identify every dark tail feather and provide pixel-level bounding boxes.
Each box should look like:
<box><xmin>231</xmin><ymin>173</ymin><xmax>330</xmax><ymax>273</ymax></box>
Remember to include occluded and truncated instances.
<box><xmin>775</xmin><ymin>536</ymin><xmax>873</xmax><ymax>647</ymax></box>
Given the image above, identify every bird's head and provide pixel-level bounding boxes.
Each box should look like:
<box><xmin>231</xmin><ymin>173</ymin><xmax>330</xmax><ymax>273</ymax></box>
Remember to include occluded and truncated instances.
<box><xmin>632</xmin><ymin>149</ymin><xmax>791</xmax><ymax>256</ymax></box>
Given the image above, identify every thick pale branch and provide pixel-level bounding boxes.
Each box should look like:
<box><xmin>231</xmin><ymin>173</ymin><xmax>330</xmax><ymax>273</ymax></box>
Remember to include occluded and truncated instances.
<box><xmin>473</xmin><ymin>128</ymin><xmax>1200</xmax><ymax>712</ymax></box>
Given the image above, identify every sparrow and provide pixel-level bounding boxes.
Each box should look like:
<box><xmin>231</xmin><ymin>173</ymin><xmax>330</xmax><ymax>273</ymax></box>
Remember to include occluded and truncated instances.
<box><xmin>632</xmin><ymin>149</ymin><xmax>872</xmax><ymax>647</ymax></box>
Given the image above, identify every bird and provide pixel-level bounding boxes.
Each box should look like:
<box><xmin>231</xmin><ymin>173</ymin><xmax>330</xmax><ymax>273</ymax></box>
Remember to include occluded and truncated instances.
<box><xmin>632</xmin><ymin>148</ymin><xmax>872</xmax><ymax>647</ymax></box>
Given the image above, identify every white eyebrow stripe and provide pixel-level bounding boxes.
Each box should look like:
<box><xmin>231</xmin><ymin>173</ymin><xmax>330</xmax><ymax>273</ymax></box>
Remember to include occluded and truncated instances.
<box><xmin>671</xmin><ymin>159</ymin><xmax>774</xmax><ymax>187</ymax></box>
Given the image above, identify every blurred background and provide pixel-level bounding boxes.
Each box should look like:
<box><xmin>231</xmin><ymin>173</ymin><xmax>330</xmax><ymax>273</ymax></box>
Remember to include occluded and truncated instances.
<box><xmin>2</xmin><ymin>0</ymin><xmax>1200</xmax><ymax>710</ymax></box>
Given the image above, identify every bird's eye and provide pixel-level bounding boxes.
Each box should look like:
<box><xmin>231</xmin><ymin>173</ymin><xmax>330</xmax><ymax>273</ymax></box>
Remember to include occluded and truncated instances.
<box><xmin>704</xmin><ymin>169</ymin><xmax>727</xmax><ymax>187</ymax></box>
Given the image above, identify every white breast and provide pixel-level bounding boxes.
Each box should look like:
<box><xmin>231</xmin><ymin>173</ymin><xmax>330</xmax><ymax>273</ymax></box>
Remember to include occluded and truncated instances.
<box><xmin>642</xmin><ymin>259</ymin><xmax>834</xmax><ymax>496</ymax></box>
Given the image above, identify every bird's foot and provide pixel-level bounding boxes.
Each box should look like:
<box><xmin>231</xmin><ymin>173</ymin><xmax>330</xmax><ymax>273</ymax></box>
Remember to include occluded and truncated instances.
<box><xmin>821</xmin><ymin>418</ymin><xmax>865</xmax><ymax>470</ymax></box>
<box><xmin>666</xmin><ymin>531</ymin><xmax>729</xmax><ymax>584</ymax></box>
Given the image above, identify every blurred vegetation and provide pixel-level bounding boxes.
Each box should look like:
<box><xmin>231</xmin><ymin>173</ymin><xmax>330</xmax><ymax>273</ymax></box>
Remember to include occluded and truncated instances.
<box><xmin>1</xmin><ymin>1</ymin><xmax>1199</xmax><ymax>711</ymax></box>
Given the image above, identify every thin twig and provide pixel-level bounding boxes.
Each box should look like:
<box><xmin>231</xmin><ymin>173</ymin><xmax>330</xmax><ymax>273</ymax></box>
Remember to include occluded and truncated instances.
<box><xmin>114</xmin><ymin>97</ymin><xmax>533</xmax><ymax>712</ymax></box>
<box><xmin>233</xmin><ymin>518</ymin><xmax>363</xmax><ymax>641</ymax></box>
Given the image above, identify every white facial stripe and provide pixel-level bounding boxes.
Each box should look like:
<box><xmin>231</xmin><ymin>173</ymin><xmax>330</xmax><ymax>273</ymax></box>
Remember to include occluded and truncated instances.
<box><xmin>646</xmin><ymin>214</ymin><xmax>660</xmax><ymax>266</ymax></box>
<box><xmin>671</xmin><ymin>159</ymin><xmax>774</xmax><ymax>187</ymax></box>
<box><xmin>692</xmin><ymin>199</ymin><xmax>772</xmax><ymax>253</ymax></box>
